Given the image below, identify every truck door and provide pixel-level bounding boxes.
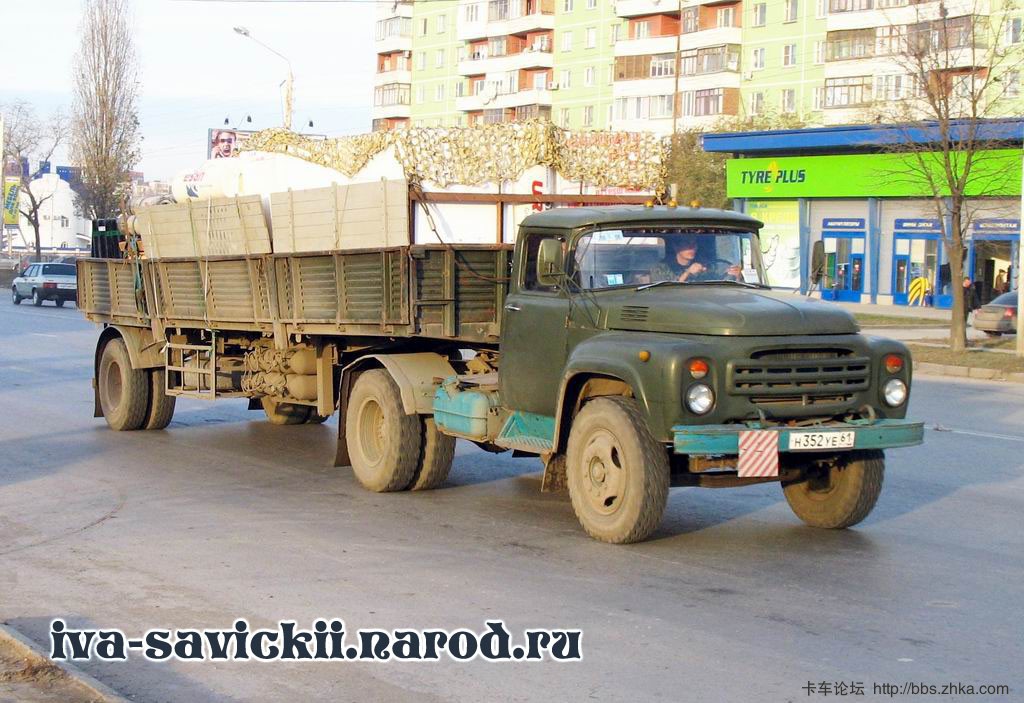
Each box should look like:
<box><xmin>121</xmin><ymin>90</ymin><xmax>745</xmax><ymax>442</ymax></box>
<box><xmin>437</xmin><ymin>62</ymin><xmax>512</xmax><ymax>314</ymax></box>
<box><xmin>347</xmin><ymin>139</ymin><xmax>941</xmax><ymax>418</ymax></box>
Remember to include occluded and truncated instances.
<box><xmin>499</xmin><ymin>232</ymin><xmax>571</xmax><ymax>417</ymax></box>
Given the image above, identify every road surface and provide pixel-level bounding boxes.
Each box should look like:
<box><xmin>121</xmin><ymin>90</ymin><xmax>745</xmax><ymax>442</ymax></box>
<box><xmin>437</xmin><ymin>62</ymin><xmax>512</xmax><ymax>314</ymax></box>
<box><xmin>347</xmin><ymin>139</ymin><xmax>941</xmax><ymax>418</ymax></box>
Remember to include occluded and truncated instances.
<box><xmin>1</xmin><ymin>301</ymin><xmax>1020</xmax><ymax>702</ymax></box>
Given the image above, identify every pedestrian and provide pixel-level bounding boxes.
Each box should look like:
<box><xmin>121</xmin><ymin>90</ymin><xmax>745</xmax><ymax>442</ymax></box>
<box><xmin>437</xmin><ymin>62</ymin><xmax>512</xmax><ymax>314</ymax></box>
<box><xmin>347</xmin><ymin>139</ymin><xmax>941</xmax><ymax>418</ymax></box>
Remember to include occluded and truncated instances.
<box><xmin>962</xmin><ymin>277</ymin><xmax>980</xmax><ymax>326</ymax></box>
<box><xmin>994</xmin><ymin>269</ymin><xmax>1008</xmax><ymax>294</ymax></box>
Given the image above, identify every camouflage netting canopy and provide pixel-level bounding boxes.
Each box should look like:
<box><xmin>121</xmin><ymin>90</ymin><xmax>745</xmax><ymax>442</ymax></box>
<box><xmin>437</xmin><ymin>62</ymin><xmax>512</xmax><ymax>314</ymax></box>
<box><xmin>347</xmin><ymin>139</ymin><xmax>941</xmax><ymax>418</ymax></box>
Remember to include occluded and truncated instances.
<box><xmin>240</xmin><ymin>121</ymin><xmax>667</xmax><ymax>192</ymax></box>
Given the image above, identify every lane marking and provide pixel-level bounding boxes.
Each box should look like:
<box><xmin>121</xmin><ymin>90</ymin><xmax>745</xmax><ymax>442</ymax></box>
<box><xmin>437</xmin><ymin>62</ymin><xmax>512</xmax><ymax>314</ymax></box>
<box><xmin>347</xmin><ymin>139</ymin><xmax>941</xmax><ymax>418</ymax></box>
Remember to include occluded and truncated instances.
<box><xmin>929</xmin><ymin>425</ymin><xmax>1024</xmax><ymax>443</ymax></box>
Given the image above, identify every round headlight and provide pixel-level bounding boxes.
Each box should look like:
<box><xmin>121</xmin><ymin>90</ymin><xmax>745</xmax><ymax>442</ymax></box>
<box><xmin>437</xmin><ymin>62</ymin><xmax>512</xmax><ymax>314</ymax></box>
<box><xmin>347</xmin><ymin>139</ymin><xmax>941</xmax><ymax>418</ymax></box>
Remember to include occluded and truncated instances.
<box><xmin>686</xmin><ymin>383</ymin><xmax>715</xmax><ymax>415</ymax></box>
<box><xmin>883</xmin><ymin>378</ymin><xmax>907</xmax><ymax>407</ymax></box>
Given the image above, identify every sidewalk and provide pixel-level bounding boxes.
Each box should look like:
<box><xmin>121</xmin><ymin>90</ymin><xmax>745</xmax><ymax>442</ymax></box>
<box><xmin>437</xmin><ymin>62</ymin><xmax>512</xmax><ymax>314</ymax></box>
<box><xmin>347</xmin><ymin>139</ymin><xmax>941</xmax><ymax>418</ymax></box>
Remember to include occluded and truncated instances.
<box><xmin>825</xmin><ymin>299</ymin><xmax>952</xmax><ymax>321</ymax></box>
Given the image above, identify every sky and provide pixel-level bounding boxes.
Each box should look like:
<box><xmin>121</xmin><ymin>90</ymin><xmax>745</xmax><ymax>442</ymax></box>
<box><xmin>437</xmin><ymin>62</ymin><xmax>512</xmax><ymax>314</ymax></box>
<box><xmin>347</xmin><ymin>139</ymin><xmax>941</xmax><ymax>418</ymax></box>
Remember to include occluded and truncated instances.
<box><xmin>1</xmin><ymin>0</ymin><xmax>378</xmax><ymax>180</ymax></box>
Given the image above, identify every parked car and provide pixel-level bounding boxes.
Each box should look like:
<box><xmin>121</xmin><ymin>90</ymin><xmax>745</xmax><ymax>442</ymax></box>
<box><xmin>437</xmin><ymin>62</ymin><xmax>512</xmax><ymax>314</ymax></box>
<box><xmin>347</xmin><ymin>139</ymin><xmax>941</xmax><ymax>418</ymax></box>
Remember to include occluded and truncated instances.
<box><xmin>11</xmin><ymin>262</ymin><xmax>78</xmax><ymax>307</ymax></box>
<box><xmin>972</xmin><ymin>291</ymin><xmax>1018</xmax><ymax>337</ymax></box>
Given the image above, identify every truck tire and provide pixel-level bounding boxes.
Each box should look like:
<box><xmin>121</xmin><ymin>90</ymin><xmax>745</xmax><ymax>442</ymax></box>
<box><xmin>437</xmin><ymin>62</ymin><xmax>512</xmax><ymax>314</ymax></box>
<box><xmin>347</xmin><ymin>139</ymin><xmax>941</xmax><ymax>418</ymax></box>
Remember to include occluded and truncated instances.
<box><xmin>566</xmin><ymin>397</ymin><xmax>669</xmax><ymax>544</ymax></box>
<box><xmin>782</xmin><ymin>450</ymin><xmax>884</xmax><ymax>529</ymax></box>
<box><xmin>407</xmin><ymin>417</ymin><xmax>456</xmax><ymax>491</ymax></box>
<box><xmin>143</xmin><ymin>368</ymin><xmax>176</xmax><ymax>430</ymax></box>
<box><xmin>345</xmin><ymin>369</ymin><xmax>421</xmax><ymax>492</ymax></box>
<box><xmin>98</xmin><ymin>337</ymin><xmax>150</xmax><ymax>431</ymax></box>
<box><xmin>261</xmin><ymin>397</ymin><xmax>312</xmax><ymax>425</ymax></box>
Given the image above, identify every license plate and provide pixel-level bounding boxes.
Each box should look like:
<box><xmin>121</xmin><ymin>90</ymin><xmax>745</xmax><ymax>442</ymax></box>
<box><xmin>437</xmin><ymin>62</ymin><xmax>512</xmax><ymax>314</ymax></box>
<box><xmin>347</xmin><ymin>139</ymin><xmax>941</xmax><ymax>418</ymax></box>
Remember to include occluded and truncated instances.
<box><xmin>58</xmin><ymin>284</ymin><xmax>75</xmax><ymax>289</ymax></box>
<box><xmin>788</xmin><ymin>431</ymin><xmax>855</xmax><ymax>451</ymax></box>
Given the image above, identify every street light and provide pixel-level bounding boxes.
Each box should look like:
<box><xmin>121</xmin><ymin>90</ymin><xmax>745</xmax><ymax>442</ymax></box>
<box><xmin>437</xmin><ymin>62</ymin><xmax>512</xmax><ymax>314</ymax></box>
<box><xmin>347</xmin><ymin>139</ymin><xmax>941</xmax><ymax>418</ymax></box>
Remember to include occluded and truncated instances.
<box><xmin>233</xmin><ymin>26</ymin><xmax>294</xmax><ymax>131</ymax></box>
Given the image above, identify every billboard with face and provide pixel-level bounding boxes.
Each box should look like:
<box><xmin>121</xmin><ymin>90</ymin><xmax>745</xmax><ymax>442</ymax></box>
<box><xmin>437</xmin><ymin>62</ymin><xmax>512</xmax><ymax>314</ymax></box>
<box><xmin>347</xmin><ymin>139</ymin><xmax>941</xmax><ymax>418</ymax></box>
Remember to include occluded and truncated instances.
<box><xmin>207</xmin><ymin>129</ymin><xmax>255</xmax><ymax>159</ymax></box>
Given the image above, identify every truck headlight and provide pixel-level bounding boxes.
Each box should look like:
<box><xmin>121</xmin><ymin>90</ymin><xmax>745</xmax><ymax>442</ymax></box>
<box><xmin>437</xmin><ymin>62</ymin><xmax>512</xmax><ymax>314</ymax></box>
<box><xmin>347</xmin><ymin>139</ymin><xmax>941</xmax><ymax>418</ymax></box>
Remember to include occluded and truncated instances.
<box><xmin>685</xmin><ymin>384</ymin><xmax>715</xmax><ymax>415</ymax></box>
<box><xmin>883</xmin><ymin>378</ymin><xmax>907</xmax><ymax>407</ymax></box>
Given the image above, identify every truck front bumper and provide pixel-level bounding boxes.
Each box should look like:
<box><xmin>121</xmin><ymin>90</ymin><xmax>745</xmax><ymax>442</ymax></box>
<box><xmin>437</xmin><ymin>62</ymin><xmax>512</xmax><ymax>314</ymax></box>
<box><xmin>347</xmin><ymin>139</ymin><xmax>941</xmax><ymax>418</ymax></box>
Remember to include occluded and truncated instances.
<box><xmin>672</xmin><ymin>418</ymin><xmax>924</xmax><ymax>455</ymax></box>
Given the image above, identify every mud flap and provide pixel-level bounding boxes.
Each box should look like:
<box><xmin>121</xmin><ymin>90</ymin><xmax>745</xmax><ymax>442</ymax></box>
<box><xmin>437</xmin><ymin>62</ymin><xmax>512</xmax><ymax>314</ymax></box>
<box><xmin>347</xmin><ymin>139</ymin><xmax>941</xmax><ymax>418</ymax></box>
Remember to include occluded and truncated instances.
<box><xmin>334</xmin><ymin>371</ymin><xmax>353</xmax><ymax>467</ymax></box>
<box><xmin>93</xmin><ymin>376</ymin><xmax>102</xmax><ymax>418</ymax></box>
<box><xmin>540</xmin><ymin>454</ymin><xmax>567</xmax><ymax>493</ymax></box>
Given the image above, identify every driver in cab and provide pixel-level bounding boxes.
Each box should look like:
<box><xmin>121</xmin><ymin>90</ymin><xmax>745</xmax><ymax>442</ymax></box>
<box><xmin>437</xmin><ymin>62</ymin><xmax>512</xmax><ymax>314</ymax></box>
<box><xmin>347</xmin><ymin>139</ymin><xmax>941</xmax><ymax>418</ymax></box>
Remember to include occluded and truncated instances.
<box><xmin>647</xmin><ymin>233</ymin><xmax>742</xmax><ymax>284</ymax></box>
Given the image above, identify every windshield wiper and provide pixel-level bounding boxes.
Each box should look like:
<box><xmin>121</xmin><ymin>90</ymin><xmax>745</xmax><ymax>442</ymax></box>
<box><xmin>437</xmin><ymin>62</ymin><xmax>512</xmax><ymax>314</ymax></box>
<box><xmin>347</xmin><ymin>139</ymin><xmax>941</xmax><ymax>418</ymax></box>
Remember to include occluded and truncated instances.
<box><xmin>636</xmin><ymin>279</ymin><xmax>769</xmax><ymax>292</ymax></box>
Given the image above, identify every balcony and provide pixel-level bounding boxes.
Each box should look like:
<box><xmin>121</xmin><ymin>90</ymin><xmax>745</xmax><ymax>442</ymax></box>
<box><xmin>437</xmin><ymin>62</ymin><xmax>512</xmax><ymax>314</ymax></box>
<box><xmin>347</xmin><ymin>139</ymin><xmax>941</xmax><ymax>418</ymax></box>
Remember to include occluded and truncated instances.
<box><xmin>827</xmin><ymin>0</ymin><xmax>989</xmax><ymax>31</ymax></box>
<box><xmin>374</xmin><ymin>69</ymin><xmax>412</xmax><ymax>86</ymax></box>
<box><xmin>371</xmin><ymin>103</ymin><xmax>411</xmax><ymax>120</ymax></box>
<box><xmin>486</xmin><ymin>0</ymin><xmax>555</xmax><ymax>37</ymax></box>
<box><xmin>457</xmin><ymin>87</ymin><xmax>554</xmax><ymax>113</ymax></box>
<box><xmin>457</xmin><ymin>46</ymin><xmax>554</xmax><ymax>75</ymax></box>
<box><xmin>615</xmin><ymin>1</ymin><xmax>681</xmax><ymax>19</ymax></box>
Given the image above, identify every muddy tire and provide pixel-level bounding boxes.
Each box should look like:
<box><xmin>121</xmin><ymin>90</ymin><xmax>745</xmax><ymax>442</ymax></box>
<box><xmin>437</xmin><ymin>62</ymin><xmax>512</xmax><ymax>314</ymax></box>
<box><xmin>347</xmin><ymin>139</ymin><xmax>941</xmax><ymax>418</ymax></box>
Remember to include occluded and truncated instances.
<box><xmin>407</xmin><ymin>417</ymin><xmax>456</xmax><ymax>491</ymax></box>
<box><xmin>98</xmin><ymin>337</ymin><xmax>150</xmax><ymax>431</ymax></box>
<box><xmin>345</xmin><ymin>369</ymin><xmax>421</xmax><ymax>492</ymax></box>
<box><xmin>783</xmin><ymin>450</ymin><xmax>884</xmax><ymax>529</ymax></box>
<box><xmin>566</xmin><ymin>397</ymin><xmax>669</xmax><ymax>544</ymax></box>
<box><xmin>261</xmin><ymin>397</ymin><xmax>312</xmax><ymax>425</ymax></box>
<box><xmin>143</xmin><ymin>368</ymin><xmax>176</xmax><ymax>430</ymax></box>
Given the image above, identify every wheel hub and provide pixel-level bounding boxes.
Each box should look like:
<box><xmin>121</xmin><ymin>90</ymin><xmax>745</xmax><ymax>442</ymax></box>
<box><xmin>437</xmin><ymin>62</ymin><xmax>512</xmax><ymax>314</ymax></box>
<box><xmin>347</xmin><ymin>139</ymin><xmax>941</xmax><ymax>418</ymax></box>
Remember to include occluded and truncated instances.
<box><xmin>581</xmin><ymin>430</ymin><xmax>626</xmax><ymax>515</ymax></box>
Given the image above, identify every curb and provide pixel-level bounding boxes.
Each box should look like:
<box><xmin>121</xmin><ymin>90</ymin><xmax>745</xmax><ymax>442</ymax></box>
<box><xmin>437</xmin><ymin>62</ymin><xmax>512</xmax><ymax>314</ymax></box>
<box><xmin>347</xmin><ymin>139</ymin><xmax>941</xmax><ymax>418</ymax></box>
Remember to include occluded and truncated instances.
<box><xmin>914</xmin><ymin>361</ymin><xmax>1024</xmax><ymax>383</ymax></box>
<box><xmin>0</xmin><ymin>622</ymin><xmax>130</xmax><ymax>703</ymax></box>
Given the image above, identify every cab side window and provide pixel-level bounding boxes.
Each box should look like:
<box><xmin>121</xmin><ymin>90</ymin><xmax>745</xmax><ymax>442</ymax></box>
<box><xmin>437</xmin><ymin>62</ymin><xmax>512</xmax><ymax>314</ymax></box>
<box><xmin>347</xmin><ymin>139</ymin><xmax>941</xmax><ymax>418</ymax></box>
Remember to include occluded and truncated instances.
<box><xmin>522</xmin><ymin>234</ymin><xmax>565</xmax><ymax>293</ymax></box>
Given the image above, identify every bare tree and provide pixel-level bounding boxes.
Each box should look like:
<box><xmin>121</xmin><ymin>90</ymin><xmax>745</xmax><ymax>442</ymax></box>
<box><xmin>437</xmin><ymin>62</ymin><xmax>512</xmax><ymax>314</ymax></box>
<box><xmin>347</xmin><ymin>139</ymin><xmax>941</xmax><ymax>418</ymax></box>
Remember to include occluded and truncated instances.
<box><xmin>871</xmin><ymin>1</ymin><xmax>1023</xmax><ymax>352</ymax></box>
<box><xmin>2</xmin><ymin>102</ymin><xmax>70</xmax><ymax>261</ymax></box>
<box><xmin>71</xmin><ymin>0</ymin><xmax>141</xmax><ymax>220</ymax></box>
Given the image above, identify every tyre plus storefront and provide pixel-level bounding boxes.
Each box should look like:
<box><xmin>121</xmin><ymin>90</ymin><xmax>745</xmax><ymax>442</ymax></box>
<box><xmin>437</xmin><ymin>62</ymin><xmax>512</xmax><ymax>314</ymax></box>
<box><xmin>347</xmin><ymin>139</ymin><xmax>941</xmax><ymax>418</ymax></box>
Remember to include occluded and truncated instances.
<box><xmin>702</xmin><ymin>122</ymin><xmax>1023</xmax><ymax>308</ymax></box>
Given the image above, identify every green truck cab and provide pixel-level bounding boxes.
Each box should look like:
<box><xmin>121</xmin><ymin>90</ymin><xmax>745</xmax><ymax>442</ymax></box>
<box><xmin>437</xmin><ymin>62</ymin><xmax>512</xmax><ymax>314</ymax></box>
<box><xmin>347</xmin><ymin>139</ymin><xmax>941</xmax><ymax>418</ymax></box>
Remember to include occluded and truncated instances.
<box><xmin>432</xmin><ymin>205</ymin><xmax>923</xmax><ymax>542</ymax></box>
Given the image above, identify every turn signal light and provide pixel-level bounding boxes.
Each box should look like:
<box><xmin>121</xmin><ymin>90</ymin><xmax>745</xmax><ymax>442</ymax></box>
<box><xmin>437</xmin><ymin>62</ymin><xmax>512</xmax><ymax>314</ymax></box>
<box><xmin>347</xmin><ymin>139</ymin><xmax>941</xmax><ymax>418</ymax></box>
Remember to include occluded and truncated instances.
<box><xmin>883</xmin><ymin>354</ymin><xmax>904</xmax><ymax>374</ymax></box>
<box><xmin>43</xmin><ymin>282</ymin><xmax>57</xmax><ymax>289</ymax></box>
<box><xmin>688</xmin><ymin>359</ymin><xmax>709</xmax><ymax>379</ymax></box>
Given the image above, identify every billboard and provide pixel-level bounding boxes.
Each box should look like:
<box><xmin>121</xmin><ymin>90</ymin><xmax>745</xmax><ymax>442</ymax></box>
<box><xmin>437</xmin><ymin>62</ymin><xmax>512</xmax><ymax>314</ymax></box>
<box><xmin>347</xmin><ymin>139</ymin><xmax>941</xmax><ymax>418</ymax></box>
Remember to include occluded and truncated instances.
<box><xmin>207</xmin><ymin>128</ymin><xmax>256</xmax><ymax>159</ymax></box>
<box><xmin>3</xmin><ymin>177</ymin><xmax>20</xmax><ymax>225</ymax></box>
<box><xmin>746</xmin><ymin>200</ymin><xmax>801</xmax><ymax>289</ymax></box>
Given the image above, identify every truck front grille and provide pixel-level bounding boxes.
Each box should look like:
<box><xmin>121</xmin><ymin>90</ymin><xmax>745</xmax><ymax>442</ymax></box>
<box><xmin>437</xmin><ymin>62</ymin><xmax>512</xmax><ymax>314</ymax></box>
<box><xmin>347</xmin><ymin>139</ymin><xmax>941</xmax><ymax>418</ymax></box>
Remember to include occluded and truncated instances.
<box><xmin>728</xmin><ymin>348</ymin><xmax>870</xmax><ymax>402</ymax></box>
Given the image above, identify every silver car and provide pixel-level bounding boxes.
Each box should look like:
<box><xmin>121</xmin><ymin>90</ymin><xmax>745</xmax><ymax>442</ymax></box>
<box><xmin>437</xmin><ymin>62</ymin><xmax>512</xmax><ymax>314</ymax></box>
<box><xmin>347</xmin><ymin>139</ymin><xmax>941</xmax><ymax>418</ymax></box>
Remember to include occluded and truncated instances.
<box><xmin>11</xmin><ymin>262</ymin><xmax>78</xmax><ymax>307</ymax></box>
<box><xmin>972</xmin><ymin>291</ymin><xmax>1018</xmax><ymax>337</ymax></box>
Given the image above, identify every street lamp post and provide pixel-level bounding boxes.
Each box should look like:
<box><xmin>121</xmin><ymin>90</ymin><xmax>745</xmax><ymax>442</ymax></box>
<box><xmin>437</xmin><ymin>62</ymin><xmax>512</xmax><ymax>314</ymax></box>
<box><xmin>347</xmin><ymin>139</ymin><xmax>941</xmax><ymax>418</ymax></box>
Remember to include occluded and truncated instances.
<box><xmin>233</xmin><ymin>26</ymin><xmax>294</xmax><ymax>131</ymax></box>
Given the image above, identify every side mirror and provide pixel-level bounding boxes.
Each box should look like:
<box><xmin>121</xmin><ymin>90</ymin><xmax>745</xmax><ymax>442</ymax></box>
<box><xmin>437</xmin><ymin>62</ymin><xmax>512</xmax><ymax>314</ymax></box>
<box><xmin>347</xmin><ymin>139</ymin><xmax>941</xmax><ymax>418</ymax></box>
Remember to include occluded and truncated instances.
<box><xmin>536</xmin><ymin>238</ymin><xmax>565</xmax><ymax>287</ymax></box>
<box><xmin>810</xmin><ymin>240</ymin><xmax>825</xmax><ymax>285</ymax></box>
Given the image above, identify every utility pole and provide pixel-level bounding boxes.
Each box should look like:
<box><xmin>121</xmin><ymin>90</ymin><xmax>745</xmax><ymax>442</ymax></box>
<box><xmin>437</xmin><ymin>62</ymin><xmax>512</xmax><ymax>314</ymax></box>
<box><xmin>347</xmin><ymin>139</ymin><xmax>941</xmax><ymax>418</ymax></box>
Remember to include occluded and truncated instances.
<box><xmin>671</xmin><ymin>0</ymin><xmax>683</xmax><ymax>138</ymax></box>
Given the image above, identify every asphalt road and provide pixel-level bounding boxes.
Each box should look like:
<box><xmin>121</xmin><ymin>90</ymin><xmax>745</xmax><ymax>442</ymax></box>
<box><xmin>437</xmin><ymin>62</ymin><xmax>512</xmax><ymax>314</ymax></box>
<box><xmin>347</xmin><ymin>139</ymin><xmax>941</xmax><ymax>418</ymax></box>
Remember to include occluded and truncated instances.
<box><xmin>1</xmin><ymin>301</ymin><xmax>1021</xmax><ymax>703</ymax></box>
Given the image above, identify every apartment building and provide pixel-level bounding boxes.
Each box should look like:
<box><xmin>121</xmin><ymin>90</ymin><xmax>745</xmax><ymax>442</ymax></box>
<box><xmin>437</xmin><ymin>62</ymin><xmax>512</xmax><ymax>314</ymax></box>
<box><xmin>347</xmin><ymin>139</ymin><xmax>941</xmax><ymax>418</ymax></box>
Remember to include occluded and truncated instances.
<box><xmin>372</xmin><ymin>0</ymin><xmax>1023</xmax><ymax>133</ymax></box>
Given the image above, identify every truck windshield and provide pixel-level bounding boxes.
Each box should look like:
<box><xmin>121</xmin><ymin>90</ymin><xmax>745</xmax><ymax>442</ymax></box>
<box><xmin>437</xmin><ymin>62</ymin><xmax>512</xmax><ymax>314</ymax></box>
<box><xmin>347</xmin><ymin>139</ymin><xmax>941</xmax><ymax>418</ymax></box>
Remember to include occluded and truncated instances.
<box><xmin>572</xmin><ymin>227</ymin><xmax>766</xmax><ymax>290</ymax></box>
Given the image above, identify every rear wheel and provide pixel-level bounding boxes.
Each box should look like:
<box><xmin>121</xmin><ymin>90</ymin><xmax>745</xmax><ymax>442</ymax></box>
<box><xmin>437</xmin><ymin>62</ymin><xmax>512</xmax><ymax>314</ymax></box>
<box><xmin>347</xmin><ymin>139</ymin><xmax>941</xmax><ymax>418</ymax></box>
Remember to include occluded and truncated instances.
<box><xmin>782</xmin><ymin>450</ymin><xmax>884</xmax><ymax>529</ymax></box>
<box><xmin>11</xmin><ymin>287</ymin><xmax>21</xmax><ymax>305</ymax></box>
<box><xmin>261</xmin><ymin>397</ymin><xmax>312</xmax><ymax>425</ymax></box>
<box><xmin>32</xmin><ymin>289</ymin><xmax>42</xmax><ymax>306</ymax></box>
<box><xmin>143</xmin><ymin>368</ymin><xmax>176</xmax><ymax>430</ymax></box>
<box><xmin>98</xmin><ymin>338</ymin><xmax>150</xmax><ymax>431</ymax></box>
<box><xmin>407</xmin><ymin>417</ymin><xmax>456</xmax><ymax>491</ymax></box>
<box><xmin>566</xmin><ymin>397</ymin><xmax>669</xmax><ymax>544</ymax></box>
<box><xmin>55</xmin><ymin>298</ymin><xmax>65</xmax><ymax>308</ymax></box>
<box><xmin>345</xmin><ymin>369</ymin><xmax>421</xmax><ymax>492</ymax></box>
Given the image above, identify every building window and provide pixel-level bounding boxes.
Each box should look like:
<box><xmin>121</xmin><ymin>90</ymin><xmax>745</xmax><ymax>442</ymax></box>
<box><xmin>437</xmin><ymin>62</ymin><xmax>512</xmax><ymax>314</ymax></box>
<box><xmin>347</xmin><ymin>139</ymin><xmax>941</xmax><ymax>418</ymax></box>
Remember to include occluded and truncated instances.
<box><xmin>587</xmin><ymin>0</ymin><xmax>597</xmax><ymax>8</ymax></box>
<box><xmin>435</xmin><ymin>49</ymin><xmax>445</xmax><ymax>68</ymax></box>
<box><xmin>465</xmin><ymin>4</ymin><xmax>479</xmax><ymax>22</ymax></box>
<box><xmin>560</xmin><ymin>68</ymin><xmax>572</xmax><ymax>89</ymax></box>
<box><xmin>752</xmin><ymin>47</ymin><xmax>766</xmax><ymax>70</ymax></box>
<box><xmin>437</xmin><ymin>13</ymin><xmax>447</xmax><ymax>33</ymax></box>
<box><xmin>375</xmin><ymin>16</ymin><xmax>411</xmax><ymax>41</ymax></box>
<box><xmin>375</xmin><ymin>83</ymin><xmax>411</xmax><ymax>107</ymax></box>
<box><xmin>753</xmin><ymin>3</ymin><xmax>767</xmax><ymax>26</ymax></box>
<box><xmin>419</xmin><ymin>18</ymin><xmax>428</xmax><ymax>35</ymax></box>
<box><xmin>1007</xmin><ymin>17</ymin><xmax>1023</xmax><ymax>44</ymax></box>
<box><xmin>781</xmin><ymin>88</ymin><xmax>796</xmax><ymax>112</ymax></box>
<box><xmin>435</xmin><ymin>83</ymin><xmax>446</xmax><ymax>101</ymax></box>
<box><xmin>583</xmin><ymin>106</ymin><xmax>594</xmax><ymax>126</ymax></box>
<box><xmin>455</xmin><ymin>80</ymin><xmax>466</xmax><ymax>97</ymax></box>
<box><xmin>650</xmin><ymin>54</ymin><xmax>676</xmax><ymax>77</ymax></box>
<box><xmin>562</xmin><ymin>31</ymin><xmax>573</xmax><ymax>51</ymax></box>
<box><xmin>649</xmin><ymin>94</ymin><xmax>674</xmax><ymax>118</ymax></box>
<box><xmin>829</xmin><ymin>0</ymin><xmax>873</xmax><ymax>12</ymax></box>
<box><xmin>416</xmin><ymin>85</ymin><xmax>425</xmax><ymax>103</ymax></box>
<box><xmin>814</xmin><ymin>40</ymin><xmax>826</xmax><ymax>64</ymax></box>
<box><xmin>813</xmin><ymin>86</ymin><xmax>825</xmax><ymax>109</ymax></box>
<box><xmin>694</xmin><ymin>88</ymin><xmax>724</xmax><ymax>116</ymax></box>
<box><xmin>610</xmin><ymin>23</ymin><xmax>620</xmax><ymax>44</ymax></box>
<box><xmin>816</xmin><ymin>0</ymin><xmax>828</xmax><ymax>16</ymax></box>
<box><xmin>875</xmin><ymin>74</ymin><xmax>906</xmax><ymax>100</ymax></box>
<box><xmin>824</xmin><ymin>75</ymin><xmax>872</xmax><ymax>107</ymax></box>
<box><xmin>785</xmin><ymin>0</ymin><xmax>798</xmax><ymax>22</ymax></box>
<box><xmin>489</xmin><ymin>36</ymin><xmax>507</xmax><ymax>56</ymax></box>
<box><xmin>584</xmin><ymin>66</ymin><xmax>595</xmax><ymax>86</ymax></box>
<box><xmin>634</xmin><ymin>20</ymin><xmax>651</xmax><ymax>39</ymax></box>
<box><xmin>563</xmin><ymin>0</ymin><xmax>573</xmax><ymax>10</ymax></box>
<box><xmin>750</xmin><ymin>92</ymin><xmax>765</xmax><ymax>114</ymax></box>
<box><xmin>586</xmin><ymin>27</ymin><xmax>597</xmax><ymax>48</ymax></box>
<box><xmin>681</xmin><ymin>7</ymin><xmax>698</xmax><ymax>33</ymax></box>
<box><xmin>560</xmin><ymin>108</ymin><xmax>571</xmax><ymax>126</ymax></box>
<box><xmin>783</xmin><ymin>44</ymin><xmax>797</xmax><ymax>66</ymax></box>
<box><xmin>417</xmin><ymin>52</ymin><xmax>426</xmax><ymax>71</ymax></box>
<box><xmin>1006</xmin><ymin>71</ymin><xmax>1021</xmax><ymax>97</ymax></box>
<box><xmin>717</xmin><ymin>7</ymin><xmax>735</xmax><ymax>27</ymax></box>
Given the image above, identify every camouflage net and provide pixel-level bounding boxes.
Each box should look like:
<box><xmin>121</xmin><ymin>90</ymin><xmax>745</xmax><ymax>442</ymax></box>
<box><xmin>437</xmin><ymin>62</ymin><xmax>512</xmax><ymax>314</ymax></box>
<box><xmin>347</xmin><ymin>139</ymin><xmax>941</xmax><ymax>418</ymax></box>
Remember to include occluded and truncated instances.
<box><xmin>239</xmin><ymin>121</ymin><xmax>667</xmax><ymax>193</ymax></box>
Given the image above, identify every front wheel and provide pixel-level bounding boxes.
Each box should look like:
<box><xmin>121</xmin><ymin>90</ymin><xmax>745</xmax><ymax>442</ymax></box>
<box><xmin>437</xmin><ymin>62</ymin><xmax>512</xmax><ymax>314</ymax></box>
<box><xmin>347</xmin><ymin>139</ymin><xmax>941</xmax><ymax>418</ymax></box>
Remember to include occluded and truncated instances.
<box><xmin>11</xmin><ymin>287</ymin><xmax>21</xmax><ymax>305</ymax></box>
<box><xmin>782</xmin><ymin>450</ymin><xmax>884</xmax><ymax>529</ymax></box>
<box><xmin>345</xmin><ymin>369</ymin><xmax>421</xmax><ymax>492</ymax></box>
<box><xmin>566</xmin><ymin>397</ymin><xmax>669</xmax><ymax>544</ymax></box>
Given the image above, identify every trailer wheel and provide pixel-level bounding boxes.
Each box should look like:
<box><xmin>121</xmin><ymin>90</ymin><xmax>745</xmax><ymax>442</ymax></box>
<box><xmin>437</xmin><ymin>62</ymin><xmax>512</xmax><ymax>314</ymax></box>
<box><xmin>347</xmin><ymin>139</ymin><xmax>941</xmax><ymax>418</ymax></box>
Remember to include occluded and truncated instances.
<box><xmin>782</xmin><ymin>450</ymin><xmax>884</xmax><ymax>529</ymax></box>
<box><xmin>98</xmin><ymin>337</ymin><xmax>150</xmax><ymax>431</ymax></box>
<box><xmin>407</xmin><ymin>417</ymin><xmax>456</xmax><ymax>491</ymax></box>
<box><xmin>261</xmin><ymin>397</ymin><xmax>312</xmax><ymax>425</ymax></box>
<box><xmin>566</xmin><ymin>397</ymin><xmax>669</xmax><ymax>544</ymax></box>
<box><xmin>143</xmin><ymin>368</ymin><xmax>176</xmax><ymax>430</ymax></box>
<box><xmin>345</xmin><ymin>369</ymin><xmax>421</xmax><ymax>492</ymax></box>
